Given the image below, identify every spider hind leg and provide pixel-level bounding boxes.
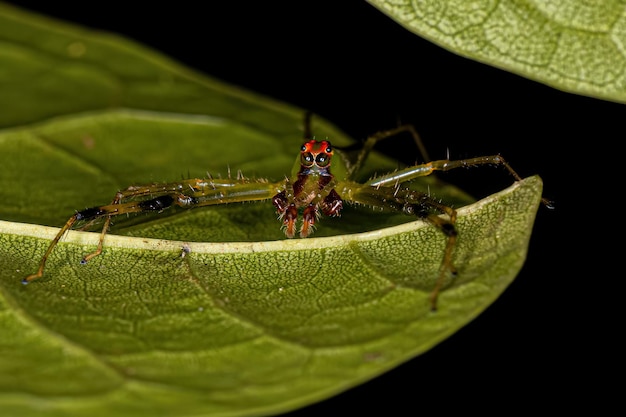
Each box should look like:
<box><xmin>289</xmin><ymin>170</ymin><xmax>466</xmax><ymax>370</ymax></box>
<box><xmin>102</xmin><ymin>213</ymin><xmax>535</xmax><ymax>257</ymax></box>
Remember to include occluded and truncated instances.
<box><xmin>403</xmin><ymin>197</ymin><xmax>459</xmax><ymax>312</ymax></box>
<box><xmin>347</xmin><ymin>182</ymin><xmax>460</xmax><ymax>311</ymax></box>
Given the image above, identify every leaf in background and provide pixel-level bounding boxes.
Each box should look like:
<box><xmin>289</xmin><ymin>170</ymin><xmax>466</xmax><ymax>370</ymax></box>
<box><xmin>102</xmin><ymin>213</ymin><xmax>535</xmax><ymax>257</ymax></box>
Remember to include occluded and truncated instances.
<box><xmin>0</xmin><ymin>3</ymin><xmax>544</xmax><ymax>417</ymax></box>
<box><xmin>368</xmin><ymin>0</ymin><xmax>626</xmax><ymax>103</ymax></box>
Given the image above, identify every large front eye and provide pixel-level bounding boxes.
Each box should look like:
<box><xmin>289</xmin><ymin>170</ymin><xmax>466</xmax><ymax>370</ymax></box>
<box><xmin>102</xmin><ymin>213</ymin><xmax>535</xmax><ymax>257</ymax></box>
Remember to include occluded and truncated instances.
<box><xmin>316</xmin><ymin>153</ymin><xmax>331</xmax><ymax>167</ymax></box>
<box><xmin>301</xmin><ymin>152</ymin><xmax>314</xmax><ymax>167</ymax></box>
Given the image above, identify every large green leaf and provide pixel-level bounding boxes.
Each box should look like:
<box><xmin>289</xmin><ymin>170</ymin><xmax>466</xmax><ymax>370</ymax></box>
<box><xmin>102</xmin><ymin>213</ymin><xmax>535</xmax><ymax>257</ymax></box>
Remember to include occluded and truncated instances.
<box><xmin>369</xmin><ymin>0</ymin><xmax>626</xmax><ymax>103</ymax></box>
<box><xmin>0</xmin><ymin>3</ymin><xmax>544</xmax><ymax>417</ymax></box>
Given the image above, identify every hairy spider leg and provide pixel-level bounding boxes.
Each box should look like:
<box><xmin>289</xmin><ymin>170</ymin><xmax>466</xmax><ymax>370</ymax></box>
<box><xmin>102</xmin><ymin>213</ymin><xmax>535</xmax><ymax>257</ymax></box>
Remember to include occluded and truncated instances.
<box><xmin>366</xmin><ymin>154</ymin><xmax>554</xmax><ymax>208</ymax></box>
<box><xmin>22</xmin><ymin>177</ymin><xmax>282</xmax><ymax>284</ymax></box>
<box><xmin>336</xmin><ymin>179</ymin><xmax>458</xmax><ymax>311</ymax></box>
<box><xmin>343</xmin><ymin>124</ymin><xmax>431</xmax><ymax>180</ymax></box>
<box><xmin>342</xmin><ymin>152</ymin><xmax>553</xmax><ymax>310</ymax></box>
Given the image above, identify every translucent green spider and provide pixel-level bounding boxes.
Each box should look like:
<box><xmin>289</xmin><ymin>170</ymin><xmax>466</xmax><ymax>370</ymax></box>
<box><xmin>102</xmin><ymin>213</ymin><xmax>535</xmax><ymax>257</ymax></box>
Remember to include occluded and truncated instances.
<box><xmin>22</xmin><ymin>113</ymin><xmax>552</xmax><ymax>310</ymax></box>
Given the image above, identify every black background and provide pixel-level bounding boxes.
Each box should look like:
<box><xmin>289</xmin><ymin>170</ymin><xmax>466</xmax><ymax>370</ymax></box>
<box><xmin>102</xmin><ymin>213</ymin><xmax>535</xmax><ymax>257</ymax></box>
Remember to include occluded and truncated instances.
<box><xmin>6</xmin><ymin>1</ymin><xmax>616</xmax><ymax>415</ymax></box>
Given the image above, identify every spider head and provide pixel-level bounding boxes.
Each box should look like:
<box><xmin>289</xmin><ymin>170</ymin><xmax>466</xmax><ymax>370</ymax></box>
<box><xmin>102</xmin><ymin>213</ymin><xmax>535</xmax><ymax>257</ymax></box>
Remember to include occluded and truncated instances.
<box><xmin>299</xmin><ymin>140</ymin><xmax>333</xmax><ymax>175</ymax></box>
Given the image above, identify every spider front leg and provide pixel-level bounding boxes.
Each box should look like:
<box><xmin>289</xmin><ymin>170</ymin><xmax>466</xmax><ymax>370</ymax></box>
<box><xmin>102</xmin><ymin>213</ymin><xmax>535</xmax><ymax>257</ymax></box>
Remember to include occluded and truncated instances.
<box><xmin>23</xmin><ymin>177</ymin><xmax>280</xmax><ymax>284</ymax></box>
<box><xmin>21</xmin><ymin>188</ymin><xmax>178</xmax><ymax>284</ymax></box>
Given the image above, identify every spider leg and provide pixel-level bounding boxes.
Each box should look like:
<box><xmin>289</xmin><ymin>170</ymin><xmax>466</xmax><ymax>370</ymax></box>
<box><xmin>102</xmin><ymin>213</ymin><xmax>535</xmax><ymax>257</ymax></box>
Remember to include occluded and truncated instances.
<box><xmin>342</xmin><ymin>181</ymin><xmax>458</xmax><ymax>311</ymax></box>
<box><xmin>22</xmin><ymin>214</ymin><xmax>81</xmax><ymax>284</ymax></box>
<box><xmin>303</xmin><ymin>110</ymin><xmax>313</xmax><ymax>140</ymax></box>
<box><xmin>23</xmin><ymin>177</ymin><xmax>282</xmax><ymax>284</ymax></box>
<box><xmin>22</xmin><ymin>190</ymin><xmax>178</xmax><ymax>284</ymax></box>
<box><xmin>346</xmin><ymin>124</ymin><xmax>429</xmax><ymax>180</ymax></box>
<box><xmin>404</xmin><ymin>199</ymin><xmax>458</xmax><ymax>312</ymax></box>
<box><xmin>366</xmin><ymin>155</ymin><xmax>554</xmax><ymax>208</ymax></box>
<box><xmin>79</xmin><ymin>190</ymin><xmax>125</xmax><ymax>264</ymax></box>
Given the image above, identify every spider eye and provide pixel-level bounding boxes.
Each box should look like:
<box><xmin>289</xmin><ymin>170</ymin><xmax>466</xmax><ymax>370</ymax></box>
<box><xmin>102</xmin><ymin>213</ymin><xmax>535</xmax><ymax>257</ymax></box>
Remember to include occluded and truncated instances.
<box><xmin>316</xmin><ymin>153</ymin><xmax>331</xmax><ymax>167</ymax></box>
<box><xmin>301</xmin><ymin>144</ymin><xmax>307</xmax><ymax>152</ymax></box>
<box><xmin>301</xmin><ymin>152</ymin><xmax>314</xmax><ymax>167</ymax></box>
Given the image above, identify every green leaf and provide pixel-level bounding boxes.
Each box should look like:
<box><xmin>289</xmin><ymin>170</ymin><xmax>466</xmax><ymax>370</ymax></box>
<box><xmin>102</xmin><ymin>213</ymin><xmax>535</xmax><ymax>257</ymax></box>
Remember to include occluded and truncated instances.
<box><xmin>0</xmin><ymin>112</ymin><xmax>543</xmax><ymax>416</ymax></box>
<box><xmin>368</xmin><ymin>0</ymin><xmax>626</xmax><ymax>103</ymax></box>
<box><xmin>0</xmin><ymin>3</ymin><xmax>544</xmax><ymax>417</ymax></box>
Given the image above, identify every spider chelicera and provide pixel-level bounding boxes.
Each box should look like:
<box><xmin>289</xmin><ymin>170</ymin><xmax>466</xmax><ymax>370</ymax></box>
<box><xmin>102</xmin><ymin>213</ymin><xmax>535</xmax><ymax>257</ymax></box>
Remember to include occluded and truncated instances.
<box><xmin>22</xmin><ymin>113</ymin><xmax>552</xmax><ymax>310</ymax></box>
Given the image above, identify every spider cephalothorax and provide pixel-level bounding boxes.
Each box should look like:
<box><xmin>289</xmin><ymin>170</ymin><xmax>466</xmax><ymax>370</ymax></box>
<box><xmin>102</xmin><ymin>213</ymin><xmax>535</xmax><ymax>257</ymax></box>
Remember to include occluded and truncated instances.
<box><xmin>272</xmin><ymin>139</ymin><xmax>343</xmax><ymax>238</ymax></box>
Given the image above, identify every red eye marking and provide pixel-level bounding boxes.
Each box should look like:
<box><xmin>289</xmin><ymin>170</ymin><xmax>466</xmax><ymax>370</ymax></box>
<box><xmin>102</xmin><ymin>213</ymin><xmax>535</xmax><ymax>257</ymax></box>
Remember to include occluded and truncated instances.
<box><xmin>301</xmin><ymin>140</ymin><xmax>333</xmax><ymax>156</ymax></box>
